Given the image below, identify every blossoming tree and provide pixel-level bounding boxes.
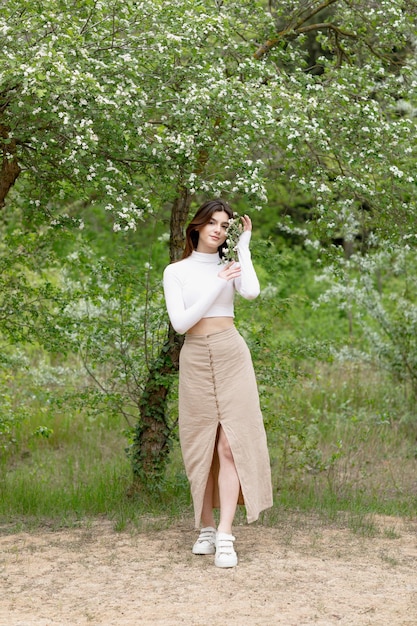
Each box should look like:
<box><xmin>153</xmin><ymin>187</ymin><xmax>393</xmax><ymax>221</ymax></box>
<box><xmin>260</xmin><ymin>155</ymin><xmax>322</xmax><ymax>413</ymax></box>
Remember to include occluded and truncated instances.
<box><xmin>1</xmin><ymin>0</ymin><xmax>417</xmax><ymax>481</ymax></box>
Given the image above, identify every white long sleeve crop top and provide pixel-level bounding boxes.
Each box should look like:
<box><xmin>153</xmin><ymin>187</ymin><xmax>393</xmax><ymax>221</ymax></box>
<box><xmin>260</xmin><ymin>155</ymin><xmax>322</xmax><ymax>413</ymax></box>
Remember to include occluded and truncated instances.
<box><xmin>163</xmin><ymin>231</ymin><xmax>260</xmax><ymax>335</ymax></box>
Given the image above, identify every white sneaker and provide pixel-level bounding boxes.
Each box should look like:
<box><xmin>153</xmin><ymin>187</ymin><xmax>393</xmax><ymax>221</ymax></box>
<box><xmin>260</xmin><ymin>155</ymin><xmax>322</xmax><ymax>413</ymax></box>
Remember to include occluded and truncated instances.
<box><xmin>215</xmin><ymin>532</ymin><xmax>238</xmax><ymax>568</ymax></box>
<box><xmin>192</xmin><ymin>526</ymin><xmax>216</xmax><ymax>555</ymax></box>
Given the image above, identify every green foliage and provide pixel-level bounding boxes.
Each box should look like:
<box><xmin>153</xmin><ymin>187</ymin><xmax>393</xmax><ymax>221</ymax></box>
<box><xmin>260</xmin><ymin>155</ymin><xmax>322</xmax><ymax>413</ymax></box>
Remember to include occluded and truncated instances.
<box><xmin>0</xmin><ymin>348</ymin><xmax>77</xmax><ymax>462</ymax></box>
<box><xmin>1</xmin><ymin>0</ymin><xmax>417</xmax><ymax>502</ymax></box>
<box><xmin>267</xmin><ymin>358</ymin><xmax>417</xmax><ymax>517</ymax></box>
<box><xmin>317</xmin><ymin>242</ymin><xmax>417</xmax><ymax>397</ymax></box>
<box><xmin>54</xmin><ymin>242</ymin><xmax>167</xmax><ymax>428</ymax></box>
<box><xmin>0</xmin><ymin>214</ymin><xmax>68</xmax><ymax>346</ymax></box>
<box><xmin>0</xmin><ymin>363</ymin><xmax>25</xmax><ymax>456</ymax></box>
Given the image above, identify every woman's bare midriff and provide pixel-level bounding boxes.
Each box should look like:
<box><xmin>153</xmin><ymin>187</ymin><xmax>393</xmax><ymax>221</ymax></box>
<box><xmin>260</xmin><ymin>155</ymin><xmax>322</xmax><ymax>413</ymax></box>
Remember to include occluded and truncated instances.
<box><xmin>187</xmin><ymin>317</ymin><xmax>234</xmax><ymax>336</ymax></box>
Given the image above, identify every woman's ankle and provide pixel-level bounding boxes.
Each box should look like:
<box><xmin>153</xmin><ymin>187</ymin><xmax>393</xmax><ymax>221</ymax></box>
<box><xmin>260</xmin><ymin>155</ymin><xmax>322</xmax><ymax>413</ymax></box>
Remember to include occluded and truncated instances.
<box><xmin>201</xmin><ymin>518</ymin><xmax>216</xmax><ymax>529</ymax></box>
<box><xmin>217</xmin><ymin>525</ymin><xmax>232</xmax><ymax>535</ymax></box>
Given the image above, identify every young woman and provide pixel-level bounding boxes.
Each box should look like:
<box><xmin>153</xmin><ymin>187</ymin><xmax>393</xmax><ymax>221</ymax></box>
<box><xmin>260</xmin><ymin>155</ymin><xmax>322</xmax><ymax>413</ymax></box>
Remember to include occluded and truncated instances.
<box><xmin>163</xmin><ymin>198</ymin><xmax>273</xmax><ymax>568</ymax></box>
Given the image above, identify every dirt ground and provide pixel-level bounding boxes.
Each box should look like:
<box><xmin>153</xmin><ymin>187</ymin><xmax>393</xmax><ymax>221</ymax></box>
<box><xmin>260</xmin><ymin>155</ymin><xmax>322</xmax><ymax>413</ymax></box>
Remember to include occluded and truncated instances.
<box><xmin>1</xmin><ymin>514</ymin><xmax>417</xmax><ymax>626</ymax></box>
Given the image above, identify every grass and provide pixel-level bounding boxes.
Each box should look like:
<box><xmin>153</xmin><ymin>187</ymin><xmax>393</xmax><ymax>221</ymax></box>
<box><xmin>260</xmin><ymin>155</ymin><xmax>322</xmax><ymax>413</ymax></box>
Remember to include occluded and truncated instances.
<box><xmin>1</xmin><ymin>357</ymin><xmax>416</xmax><ymax>533</ymax></box>
<box><xmin>0</xmin><ymin>366</ymin><xmax>193</xmax><ymax>531</ymax></box>
<box><xmin>267</xmin><ymin>360</ymin><xmax>417</xmax><ymax>525</ymax></box>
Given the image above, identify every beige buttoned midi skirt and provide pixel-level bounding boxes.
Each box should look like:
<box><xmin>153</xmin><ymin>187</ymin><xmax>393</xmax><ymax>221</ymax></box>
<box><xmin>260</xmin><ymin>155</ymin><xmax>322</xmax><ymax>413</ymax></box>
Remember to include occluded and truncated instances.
<box><xmin>179</xmin><ymin>326</ymin><xmax>273</xmax><ymax>528</ymax></box>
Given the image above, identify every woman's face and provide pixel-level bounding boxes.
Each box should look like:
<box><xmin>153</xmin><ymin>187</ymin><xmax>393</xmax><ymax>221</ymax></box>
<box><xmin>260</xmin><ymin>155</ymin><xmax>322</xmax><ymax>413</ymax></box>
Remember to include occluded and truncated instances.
<box><xmin>196</xmin><ymin>210</ymin><xmax>230</xmax><ymax>254</ymax></box>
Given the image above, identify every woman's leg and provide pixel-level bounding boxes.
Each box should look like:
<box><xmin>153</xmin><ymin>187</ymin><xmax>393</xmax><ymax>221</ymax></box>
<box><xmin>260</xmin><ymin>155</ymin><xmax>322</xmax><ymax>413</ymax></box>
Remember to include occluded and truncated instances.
<box><xmin>192</xmin><ymin>468</ymin><xmax>216</xmax><ymax>555</ymax></box>
<box><xmin>200</xmin><ymin>469</ymin><xmax>216</xmax><ymax>528</ymax></box>
<box><xmin>217</xmin><ymin>425</ymin><xmax>240</xmax><ymax>534</ymax></box>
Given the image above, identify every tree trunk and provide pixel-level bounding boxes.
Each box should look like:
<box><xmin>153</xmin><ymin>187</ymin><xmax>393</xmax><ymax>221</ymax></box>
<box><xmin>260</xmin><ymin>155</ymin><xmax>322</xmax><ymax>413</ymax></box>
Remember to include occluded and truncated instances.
<box><xmin>169</xmin><ymin>187</ymin><xmax>193</xmax><ymax>262</ymax></box>
<box><xmin>130</xmin><ymin>187</ymin><xmax>191</xmax><ymax>486</ymax></box>
<box><xmin>130</xmin><ymin>324</ymin><xmax>184</xmax><ymax>484</ymax></box>
<box><xmin>0</xmin><ymin>125</ymin><xmax>21</xmax><ymax>208</ymax></box>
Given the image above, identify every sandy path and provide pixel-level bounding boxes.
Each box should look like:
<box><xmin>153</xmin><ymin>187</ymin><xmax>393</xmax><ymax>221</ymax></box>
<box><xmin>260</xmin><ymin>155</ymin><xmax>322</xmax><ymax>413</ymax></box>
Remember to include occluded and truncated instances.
<box><xmin>1</xmin><ymin>515</ymin><xmax>417</xmax><ymax>625</ymax></box>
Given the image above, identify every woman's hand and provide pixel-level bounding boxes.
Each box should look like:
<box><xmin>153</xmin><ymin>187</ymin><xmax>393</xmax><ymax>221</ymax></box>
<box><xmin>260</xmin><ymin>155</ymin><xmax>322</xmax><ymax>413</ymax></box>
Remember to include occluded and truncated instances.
<box><xmin>241</xmin><ymin>214</ymin><xmax>252</xmax><ymax>232</ymax></box>
<box><xmin>218</xmin><ymin>261</ymin><xmax>241</xmax><ymax>282</ymax></box>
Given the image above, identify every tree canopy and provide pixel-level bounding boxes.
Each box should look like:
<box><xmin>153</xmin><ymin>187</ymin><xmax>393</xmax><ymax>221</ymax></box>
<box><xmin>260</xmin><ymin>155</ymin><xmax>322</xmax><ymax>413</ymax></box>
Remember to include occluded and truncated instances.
<box><xmin>2</xmin><ymin>0</ymin><xmax>416</xmax><ymax>240</ymax></box>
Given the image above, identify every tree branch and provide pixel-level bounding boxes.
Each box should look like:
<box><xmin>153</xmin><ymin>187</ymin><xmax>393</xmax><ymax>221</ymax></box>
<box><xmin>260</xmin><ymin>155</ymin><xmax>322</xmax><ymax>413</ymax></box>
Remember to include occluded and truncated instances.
<box><xmin>297</xmin><ymin>22</ymin><xmax>356</xmax><ymax>40</ymax></box>
<box><xmin>0</xmin><ymin>125</ymin><xmax>21</xmax><ymax>208</ymax></box>
<box><xmin>294</xmin><ymin>0</ymin><xmax>340</xmax><ymax>27</ymax></box>
<box><xmin>253</xmin><ymin>0</ymin><xmax>341</xmax><ymax>59</ymax></box>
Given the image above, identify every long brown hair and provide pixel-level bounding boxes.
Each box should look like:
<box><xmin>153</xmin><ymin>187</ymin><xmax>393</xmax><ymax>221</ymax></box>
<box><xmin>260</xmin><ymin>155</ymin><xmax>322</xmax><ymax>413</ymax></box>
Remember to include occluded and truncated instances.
<box><xmin>182</xmin><ymin>199</ymin><xmax>233</xmax><ymax>259</ymax></box>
